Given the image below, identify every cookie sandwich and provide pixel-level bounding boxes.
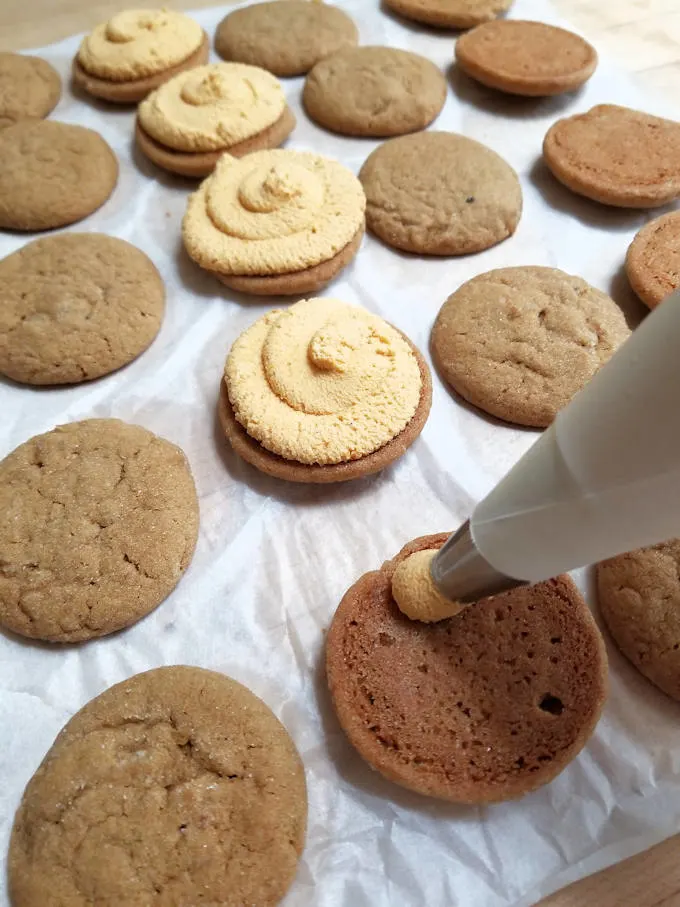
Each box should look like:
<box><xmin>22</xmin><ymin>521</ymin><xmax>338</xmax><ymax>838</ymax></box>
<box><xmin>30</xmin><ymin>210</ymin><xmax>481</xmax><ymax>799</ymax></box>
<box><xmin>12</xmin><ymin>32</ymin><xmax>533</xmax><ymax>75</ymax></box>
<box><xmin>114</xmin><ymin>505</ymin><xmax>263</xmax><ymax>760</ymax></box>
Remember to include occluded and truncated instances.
<box><xmin>218</xmin><ymin>297</ymin><xmax>432</xmax><ymax>483</ymax></box>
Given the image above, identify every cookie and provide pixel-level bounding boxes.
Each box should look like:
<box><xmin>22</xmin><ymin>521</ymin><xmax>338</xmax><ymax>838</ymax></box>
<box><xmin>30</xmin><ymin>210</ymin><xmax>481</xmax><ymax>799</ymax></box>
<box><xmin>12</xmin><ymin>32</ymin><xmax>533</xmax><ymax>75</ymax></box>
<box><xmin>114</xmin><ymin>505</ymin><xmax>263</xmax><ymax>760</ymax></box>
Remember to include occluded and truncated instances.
<box><xmin>0</xmin><ymin>234</ymin><xmax>165</xmax><ymax>385</ymax></box>
<box><xmin>543</xmin><ymin>104</ymin><xmax>680</xmax><ymax>208</ymax></box>
<box><xmin>431</xmin><ymin>267</ymin><xmax>630</xmax><ymax>428</ymax></box>
<box><xmin>359</xmin><ymin>132</ymin><xmax>522</xmax><ymax>255</ymax></box>
<box><xmin>625</xmin><ymin>211</ymin><xmax>680</xmax><ymax>309</ymax></box>
<box><xmin>598</xmin><ymin>542</ymin><xmax>680</xmax><ymax>701</ymax></box>
<box><xmin>326</xmin><ymin>534</ymin><xmax>608</xmax><ymax>804</ymax></box>
<box><xmin>0</xmin><ymin>419</ymin><xmax>199</xmax><ymax>643</ymax></box>
<box><xmin>455</xmin><ymin>20</ymin><xmax>598</xmax><ymax>96</ymax></box>
<box><xmin>9</xmin><ymin>666</ymin><xmax>307</xmax><ymax>906</ymax></box>
<box><xmin>303</xmin><ymin>47</ymin><xmax>447</xmax><ymax>137</ymax></box>
<box><xmin>72</xmin><ymin>31</ymin><xmax>210</xmax><ymax>104</ymax></box>
<box><xmin>0</xmin><ymin>52</ymin><xmax>61</xmax><ymax>128</ymax></box>
<box><xmin>215</xmin><ymin>1</ymin><xmax>359</xmax><ymax>77</ymax></box>
<box><xmin>384</xmin><ymin>0</ymin><xmax>513</xmax><ymax>29</ymax></box>
<box><xmin>0</xmin><ymin>120</ymin><xmax>118</xmax><ymax>231</ymax></box>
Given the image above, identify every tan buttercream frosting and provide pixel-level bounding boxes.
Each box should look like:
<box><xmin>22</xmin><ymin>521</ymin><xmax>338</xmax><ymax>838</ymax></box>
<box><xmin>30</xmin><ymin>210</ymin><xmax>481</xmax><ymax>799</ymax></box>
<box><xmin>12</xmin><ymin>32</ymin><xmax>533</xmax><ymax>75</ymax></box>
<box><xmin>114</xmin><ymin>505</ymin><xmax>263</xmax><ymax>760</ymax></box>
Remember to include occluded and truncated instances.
<box><xmin>77</xmin><ymin>9</ymin><xmax>203</xmax><ymax>81</ymax></box>
<box><xmin>138</xmin><ymin>63</ymin><xmax>286</xmax><ymax>152</ymax></box>
<box><xmin>224</xmin><ymin>298</ymin><xmax>422</xmax><ymax>465</ymax></box>
<box><xmin>392</xmin><ymin>549</ymin><xmax>465</xmax><ymax>622</ymax></box>
<box><xmin>183</xmin><ymin>150</ymin><xmax>366</xmax><ymax>275</ymax></box>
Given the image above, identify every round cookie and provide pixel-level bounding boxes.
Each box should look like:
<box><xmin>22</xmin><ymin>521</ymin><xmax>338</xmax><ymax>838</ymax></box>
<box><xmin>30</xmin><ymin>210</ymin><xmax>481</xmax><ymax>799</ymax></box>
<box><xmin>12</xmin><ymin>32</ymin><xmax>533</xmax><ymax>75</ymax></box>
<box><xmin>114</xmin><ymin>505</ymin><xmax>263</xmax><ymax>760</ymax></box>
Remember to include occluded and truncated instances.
<box><xmin>455</xmin><ymin>20</ymin><xmax>598</xmax><ymax>97</ymax></box>
<box><xmin>0</xmin><ymin>120</ymin><xmax>118</xmax><ymax>232</ymax></box>
<box><xmin>359</xmin><ymin>132</ymin><xmax>522</xmax><ymax>255</ymax></box>
<box><xmin>543</xmin><ymin>104</ymin><xmax>680</xmax><ymax>208</ymax></box>
<box><xmin>215</xmin><ymin>0</ymin><xmax>359</xmax><ymax>77</ymax></box>
<box><xmin>9</xmin><ymin>666</ymin><xmax>307</xmax><ymax>906</ymax></box>
<box><xmin>625</xmin><ymin>211</ymin><xmax>680</xmax><ymax>309</ymax></box>
<box><xmin>0</xmin><ymin>419</ymin><xmax>199</xmax><ymax>643</ymax></box>
<box><xmin>384</xmin><ymin>0</ymin><xmax>513</xmax><ymax>29</ymax></box>
<box><xmin>598</xmin><ymin>541</ymin><xmax>680</xmax><ymax>701</ymax></box>
<box><xmin>303</xmin><ymin>47</ymin><xmax>447</xmax><ymax>138</ymax></box>
<box><xmin>326</xmin><ymin>533</ymin><xmax>608</xmax><ymax>804</ymax></box>
<box><xmin>0</xmin><ymin>234</ymin><xmax>165</xmax><ymax>385</ymax></box>
<box><xmin>431</xmin><ymin>266</ymin><xmax>630</xmax><ymax>428</ymax></box>
<box><xmin>73</xmin><ymin>31</ymin><xmax>210</xmax><ymax>104</ymax></box>
<box><xmin>0</xmin><ymin>52</ymin><xmax>61</xmax><ymax>128</ymax></box>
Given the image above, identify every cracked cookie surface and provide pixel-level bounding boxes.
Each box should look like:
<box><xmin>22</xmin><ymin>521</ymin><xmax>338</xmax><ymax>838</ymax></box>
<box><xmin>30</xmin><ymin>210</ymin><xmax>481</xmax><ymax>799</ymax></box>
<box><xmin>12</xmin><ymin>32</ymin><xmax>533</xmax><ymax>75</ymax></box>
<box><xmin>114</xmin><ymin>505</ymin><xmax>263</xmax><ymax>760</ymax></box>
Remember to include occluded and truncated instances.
<box><xmin>9</xmin><ymin>665</ymin><xmax>307</xmax><ymax>905</ymax></box>
<box><xmin>0</xmin><ymin>419</ymin><xmax>199</xmax><ymax>642</ymax></box>
<box><xmin>431</xmin><ymin>266</ymin><xmax>630</xmax><ymax>427</ymax></box>
<box><xmin>0</xmin><ymin>234</ymin><xmax>165</xmax><ymax>385</ymax></box>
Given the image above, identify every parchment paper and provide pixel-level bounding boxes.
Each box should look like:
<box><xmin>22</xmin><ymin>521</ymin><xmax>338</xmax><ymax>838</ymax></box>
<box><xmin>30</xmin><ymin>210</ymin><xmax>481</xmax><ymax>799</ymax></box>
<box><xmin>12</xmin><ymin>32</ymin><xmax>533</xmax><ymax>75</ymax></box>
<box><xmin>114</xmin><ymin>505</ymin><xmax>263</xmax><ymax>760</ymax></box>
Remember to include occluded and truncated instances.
<box><xmin>2</xmin><ymin>2</ymin><xmax>680</xmax><ymax>904</ymax></box>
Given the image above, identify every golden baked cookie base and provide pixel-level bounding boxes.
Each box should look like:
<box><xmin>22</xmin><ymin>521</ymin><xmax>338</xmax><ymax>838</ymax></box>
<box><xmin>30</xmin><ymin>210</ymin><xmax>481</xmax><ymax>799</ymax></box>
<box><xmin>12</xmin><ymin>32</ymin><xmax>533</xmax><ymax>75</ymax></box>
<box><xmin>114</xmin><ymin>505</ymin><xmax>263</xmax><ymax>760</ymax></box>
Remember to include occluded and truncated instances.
<box><xmin>0</xmin><ymin>52</ymin><xmax>62</xmax><ymax>128</ymax></box>
<box><xmin>72</xmin><ymin>32</ymin><xmax>210</xmax><ymax>104</ymax></box>
<box><xmin>135</xmin><ymin>105</ymin><xmax>296</xmax><ymax>178</ymax></box>
<box><xmin>625</xmin><ymin>211</ymin><xmax>680</xmax><ymax>309</ymax></box>
<box><xmin>217</xmin><ymin>335</ymin><xmax>432</xmax><ymax>483</ymax></box>
<box><xmin>385</xmin><ymin>0</ymin><xmax>513</xmax><ymax>30</ymax></box>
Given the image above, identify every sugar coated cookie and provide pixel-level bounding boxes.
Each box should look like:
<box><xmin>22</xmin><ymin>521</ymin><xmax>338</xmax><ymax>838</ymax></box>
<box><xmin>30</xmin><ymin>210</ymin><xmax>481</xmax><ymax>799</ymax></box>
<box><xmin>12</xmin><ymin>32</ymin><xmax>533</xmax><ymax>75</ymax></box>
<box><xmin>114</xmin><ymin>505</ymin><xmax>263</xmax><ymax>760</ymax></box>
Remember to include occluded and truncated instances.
<box><xmin>626</xmin><ymin>211</ymin><xmax>680</xmax><ymax>309</ymax></box>
<box><xmin>431</xmin><ymin>267</ymin><xmax>630</xmax><ymax>428</ymax></box>
<box><xmin>385</xmin><ymin>0</ymin><xmax>513</xmax><ymax>30</ymax></box>
<box><xmin>0</xmin><ymin>120</ymin><xmax>118</xmax><ymax>231</ymax></box>
<box><xmin>303</xmin><ymin>47</ymin><xmax>446</xmax><ymax>137</ymax></box>
<box><xmin>9</xmin><ymin>666</ymin><xmax>307</xmax><ymax>906</ymax></box>
<box><xmin>359</xmin><ymin>131</ymin><xmax>522</xmax><ymax>255</ymax></box>
<box><xmin>0</xmin><ymin>52</ymin><xmax>61</xmax><ymax>128</ymax></box>
<box><xmin>544</xmin><ymin>104</ymin><xmax>680</xmax><ymax>208</ymax></box>
<box><xmin>327</xmin><ymin>534</ymin><xmax>608</xmax><ymax>803</ymax></box>
<box><xmin>455</xmin><ymin>20</ymin><xmax>597</xmax><ymax>96</ymax></box>
<box><xmin>0</xmin><ymin>419</ymin><xmax>198</xmax><ymax>642</ymax></box>
<box><xmin>215</xmin><ymin>0</ymin><xmax>358</xmax><ymax>77</ymax></box>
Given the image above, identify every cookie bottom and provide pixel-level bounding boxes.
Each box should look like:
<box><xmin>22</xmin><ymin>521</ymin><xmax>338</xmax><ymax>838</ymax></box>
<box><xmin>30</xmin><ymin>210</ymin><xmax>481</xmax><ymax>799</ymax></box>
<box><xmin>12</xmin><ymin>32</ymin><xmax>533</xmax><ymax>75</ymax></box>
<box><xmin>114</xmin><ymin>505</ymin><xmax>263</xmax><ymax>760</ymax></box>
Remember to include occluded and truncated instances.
<box><xmin>384</xmin><ymin>0</ymin><xmax>512</xmax><ymax>29</ymax></box>
<box><xmin>72</xmin><ymin>32</ymin><xmax>211</xmax><ymax>104</ymax></box>
<box><xmin>135</xmin><ymin>105</ymin><xmax>296</xmax><ymax>178</ymax></box>
<box><xmin>213</xmin><ymin>227</ymin><xmax>363</xmax><ymax>296</ymax></box>
<box><xmin>217</xmin><ymin>336</ymin><xmax>432</xmax><ymax>483</ymax></box>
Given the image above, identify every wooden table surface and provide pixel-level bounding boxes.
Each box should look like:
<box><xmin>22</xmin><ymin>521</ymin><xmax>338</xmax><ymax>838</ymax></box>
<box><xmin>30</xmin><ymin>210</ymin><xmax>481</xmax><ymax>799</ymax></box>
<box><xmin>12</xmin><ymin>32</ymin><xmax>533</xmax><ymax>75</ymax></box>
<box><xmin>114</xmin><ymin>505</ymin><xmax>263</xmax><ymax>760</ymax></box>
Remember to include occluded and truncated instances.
<box><xmin>2</xmin><ymin>2</ymin><xmax>679</xmax><ymax>906</ymax></box>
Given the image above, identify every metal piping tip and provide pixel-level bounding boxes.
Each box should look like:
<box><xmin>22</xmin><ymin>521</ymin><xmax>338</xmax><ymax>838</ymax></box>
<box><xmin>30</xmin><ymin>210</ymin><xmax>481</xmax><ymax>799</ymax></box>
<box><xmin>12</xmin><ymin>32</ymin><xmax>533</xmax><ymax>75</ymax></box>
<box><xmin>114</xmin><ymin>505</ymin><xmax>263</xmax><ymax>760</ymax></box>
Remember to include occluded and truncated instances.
<box><xmin>430</xmin><ymin>520</ymin><xmax>527</xmax><ymax>604</ymax></box>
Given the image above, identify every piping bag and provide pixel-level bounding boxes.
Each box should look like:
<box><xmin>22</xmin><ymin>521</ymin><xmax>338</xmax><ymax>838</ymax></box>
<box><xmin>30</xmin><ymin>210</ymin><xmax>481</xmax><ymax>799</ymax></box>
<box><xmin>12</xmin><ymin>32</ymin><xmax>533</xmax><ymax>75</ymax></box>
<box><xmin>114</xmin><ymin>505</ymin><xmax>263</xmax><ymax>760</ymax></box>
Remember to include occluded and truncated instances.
<box><xmin>430</xmin><ymin>288</ymin><xmax>680</xmax><ymax>603</ymax></box>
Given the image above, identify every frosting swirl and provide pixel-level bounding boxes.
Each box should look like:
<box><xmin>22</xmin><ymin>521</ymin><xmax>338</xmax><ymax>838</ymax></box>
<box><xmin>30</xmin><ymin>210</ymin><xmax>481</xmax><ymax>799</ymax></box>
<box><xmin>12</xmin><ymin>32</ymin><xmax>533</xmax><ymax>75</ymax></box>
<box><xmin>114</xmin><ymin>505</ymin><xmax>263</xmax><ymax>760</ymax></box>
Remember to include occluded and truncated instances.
<box><xmin>182</xmin><ymin>150</ymin><xmax>366</xmax><ymax>275</ymax></box>
<box><xmin>392</xmin><ymin>549</ymin><xmax>465</xmax><ymax>622</ymax></box>
<box><xmin>138</xmin><ymin>63</ymin><xmax>286</xmax><ymax>152</ymax></box>
<box><xmin>77</xmin><ymin>9</ymin><xmax>203</xmax><ymax>81</ymax></box>
<box><xmin>224</xmin><ymin>298</ymin><xmax>422</xmax><ymax>465</ymax></box>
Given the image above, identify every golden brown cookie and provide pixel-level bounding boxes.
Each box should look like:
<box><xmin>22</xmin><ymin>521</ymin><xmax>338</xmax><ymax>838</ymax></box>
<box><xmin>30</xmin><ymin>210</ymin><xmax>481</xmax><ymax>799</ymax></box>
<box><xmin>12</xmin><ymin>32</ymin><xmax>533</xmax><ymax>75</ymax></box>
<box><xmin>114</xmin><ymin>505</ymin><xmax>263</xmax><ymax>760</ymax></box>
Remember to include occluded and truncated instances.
<box><xmin>0</xmin><ymin>419</ymin><xmax>199</xmax><ymax>643</ymax></box>
<box><xmin>385</xmin><ymin>0</ymin><xmax>513</xmax><ymax>29</ymax></box>
<box><xmin>359</xmin><ymin>132</ymin><xmax>522</xmax><ymax>255</ymax></box>
<box><xmin>9</xmin><ymin>666</ymin><xmax>307</xmax><ymax>906</ymax></box>
<box><xmin>598</xmin><ymin>541</ymin><xmax>680</xmax><ymax>701</ymax></box>
<box><xmin>455</xmin><ymin>20</ymin><xmax>598</xmax><ymax>96</ymax></box>
<box><xmin>0</xmin><ymin>234</ymin><xmax>164</xmax><ymax>385</ymax></box>
<box><xmin>543</xmin><ymin>104</ymin><xmax>680</xmax><ymax>208</ymax></box>
<box><xmin>326</xmin><ymin>533</ymin><xmax>608</xmax><ymax>804</ymax></box>
<box><xmin>215</xmin><ymin>0</ymin><xmax>359</xmax><ymax>77</ymax></box>
<box><xmin>431</xmin><ymin>267</ymin><xmax>630</xmax><ymax>428</ymax></box>
<box><xmin>303</xmin><ymin>47</ymin><xmax>447</xmax><ymax>137</ymax></box>
<box><xmin>0</xmin><ymin>52</ymin><xmax>61</xmax><ymax>128</ymax></box>
<box><xmin>72</xmin><ymin>31</ymin><xmax>210</xmax><ymax>104</ymax></box>
<box><xmin>0</xmin><ymin>120</ymin><xmax>118</xmax><ymax>231</ymax></box>
<box><xmin>625</xmin><ymin>211</ymin><xmax>680</xmax><ymax>309</ymax></box>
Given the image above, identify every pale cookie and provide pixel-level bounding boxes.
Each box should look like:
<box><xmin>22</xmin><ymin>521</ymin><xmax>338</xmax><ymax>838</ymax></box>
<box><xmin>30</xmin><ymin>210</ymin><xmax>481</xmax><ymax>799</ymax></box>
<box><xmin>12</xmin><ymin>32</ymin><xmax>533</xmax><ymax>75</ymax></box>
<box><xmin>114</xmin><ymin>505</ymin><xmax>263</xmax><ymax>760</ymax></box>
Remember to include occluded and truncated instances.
<box><xmin>0</xmin><ymin>53</ymin><xmax>61</xmax><ymax>128</ymax></box>
<box><xmin>327</xmin><ymin>533</ymin><xmax>608</xmax><ymax>804</ymax></box>
<box><xmin>9</xmin><ymin>666</ymin><xmax>307</xmax><ymax>906</ymax></box>
<box><xmin>626</xmin><ymin>211</ymin><xmax>680</xmax><ymax>309</ymax></box>
<box><xmin>359</xmin><ymin>131</ymin><xmax>521</xmax><ymax>255</ymax></box>
<box><xmin>431</xmin><ymin>267</ymin><xmax>630</xmax><ymax>428</ymax></box>
<box><xmin>0</xmin><ymin>121</ymin><xmax>118</xmax><ymax>232</ymax></box>
<box><xmin>543</xmin><ymin>104</ymin><xmax>680</xmax><ymax>208</ymax></box>
<box><xmin>392</xmin><ymin>548</ymin><xmax>465</xmax><ymax>622</ymax></box>
<box><xmin>183</xmin><ymin>149</ymin><xmax>365</xmax><ymax>293</ymax></box>
<box><xmin>0</xmin><ymin>419</ymin><xmax>199</xmax><ymax>643</ymax></box>
<box><xmin>598</xmin><ymin>541</ymin><xmax>680</xmax><ymax>702</ymax></box>
<box><xmin>303</xmin><ymin>47</ymin><xmax>447</xmax><ymax>137</ymax></box>
<box><xmin>455</xmin><ymin>20</ymin><xmax>598</xmax><ymax>96</ymax></box>
<box><xmin>215</xmin><ymin>0</ymin><xmax>359</xmax><ymax>77</ymax></box>
<box><xmin>0</xmin><ymin>234</ymin><xmax>164</xmax><ymax>386</ymax></box>
<box><xmin>385</xmin><ymin>0</ymin><xmax>513</xmax><ymax>29</ymax></box>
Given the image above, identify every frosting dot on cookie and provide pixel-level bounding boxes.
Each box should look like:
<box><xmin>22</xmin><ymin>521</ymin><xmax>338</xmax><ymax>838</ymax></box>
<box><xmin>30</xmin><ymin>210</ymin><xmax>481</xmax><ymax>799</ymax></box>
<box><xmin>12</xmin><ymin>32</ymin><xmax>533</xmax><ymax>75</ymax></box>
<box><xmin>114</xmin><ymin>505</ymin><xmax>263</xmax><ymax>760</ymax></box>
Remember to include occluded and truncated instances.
<box><xmin>392</xmin><ymin>549</ymin><xmax>465</xmax><ymax>622</ymax></box>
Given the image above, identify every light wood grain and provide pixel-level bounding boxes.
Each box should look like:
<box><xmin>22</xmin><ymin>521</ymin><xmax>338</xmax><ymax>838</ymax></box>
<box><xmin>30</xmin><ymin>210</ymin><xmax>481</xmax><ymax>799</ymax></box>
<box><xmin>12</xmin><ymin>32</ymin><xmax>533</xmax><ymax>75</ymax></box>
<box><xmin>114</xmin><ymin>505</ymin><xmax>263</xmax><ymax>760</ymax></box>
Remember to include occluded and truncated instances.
<box><xmin>1</xmin><ymin>2</ymin><xmax>680</xmax><ymax>906</ymax></box>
